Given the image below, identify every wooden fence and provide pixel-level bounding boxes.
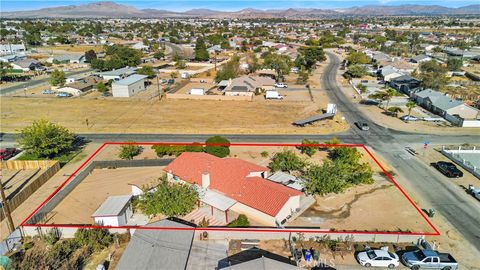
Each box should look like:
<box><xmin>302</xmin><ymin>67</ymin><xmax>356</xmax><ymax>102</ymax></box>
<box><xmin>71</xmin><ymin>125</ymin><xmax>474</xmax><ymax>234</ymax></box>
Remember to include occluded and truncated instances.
<box><xmin>1</xmin><ymin>160</ymin><xmax>58</xmax><ymax>170</ymax></box>
<box><xmin>1</xmin><ymin>160</ymin><xmax>60</xmax><ymax>221</ymax></box>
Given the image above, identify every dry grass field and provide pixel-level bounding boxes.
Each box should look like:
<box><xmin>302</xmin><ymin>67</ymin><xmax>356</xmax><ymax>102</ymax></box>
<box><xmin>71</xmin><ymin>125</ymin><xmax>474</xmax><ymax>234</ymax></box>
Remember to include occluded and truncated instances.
<box><xmin>0</xmin><ymin>97</ymin><xmax>349</xmax><ymax>134</ymax></box>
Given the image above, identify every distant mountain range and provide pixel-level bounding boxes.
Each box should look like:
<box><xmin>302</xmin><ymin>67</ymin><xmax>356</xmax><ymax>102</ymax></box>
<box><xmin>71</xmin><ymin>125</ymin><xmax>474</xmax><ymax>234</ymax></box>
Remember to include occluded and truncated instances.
<box><xmin>2</xmin><ymin>1</ymin><xmax>479</xmax><ymax>18</ymax></box>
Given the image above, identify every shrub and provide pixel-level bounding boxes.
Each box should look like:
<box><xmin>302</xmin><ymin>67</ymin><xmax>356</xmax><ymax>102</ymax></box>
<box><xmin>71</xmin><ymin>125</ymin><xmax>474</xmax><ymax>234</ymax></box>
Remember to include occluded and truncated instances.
<box><xmin>227</xmin><ymin>214</ymin><xmax>250</xmax><ymax>227</ymax></box>
<box><xmin>269</xmin><ymin>150</ymin><xmax>305</xmax><ymax>172</ymax></box>
<box><xmin>205</xmin><ymin>136</ymin><xmax>230</xmax><ymax>158</ymax></box>
<box><xmin>118</xmin><ymin>144</ymin><xmax>143</xmax><ymax>160</ymax></box>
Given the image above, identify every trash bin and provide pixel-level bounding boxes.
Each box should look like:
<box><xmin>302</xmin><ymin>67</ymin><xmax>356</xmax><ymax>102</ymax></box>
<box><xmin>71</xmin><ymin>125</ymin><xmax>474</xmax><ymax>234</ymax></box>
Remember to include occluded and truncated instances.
<box><xmin>428</xmin><ymin>209</ymin><xmax>435</xmax><ymax>218</ymax></box>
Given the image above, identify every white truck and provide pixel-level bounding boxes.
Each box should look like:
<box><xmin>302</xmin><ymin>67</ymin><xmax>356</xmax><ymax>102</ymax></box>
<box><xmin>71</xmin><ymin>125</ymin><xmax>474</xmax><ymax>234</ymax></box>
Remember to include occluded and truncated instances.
<box><xmin>265</xmin><ymin>90</ymin><xmax>284</xmax><ymax>100</ymax></box>
<box><xmin>402</xmin><ymin>249</ymin><xmax>458</xmax><ymax>270</ymax></box>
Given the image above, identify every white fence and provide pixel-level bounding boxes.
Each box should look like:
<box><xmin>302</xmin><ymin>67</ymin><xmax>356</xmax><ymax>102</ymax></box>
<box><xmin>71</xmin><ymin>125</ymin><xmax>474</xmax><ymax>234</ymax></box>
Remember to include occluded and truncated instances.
<box><xmin>441</xmin><ymin>146</ymin><xmax>480</xmax><ymax>179</ymax></box>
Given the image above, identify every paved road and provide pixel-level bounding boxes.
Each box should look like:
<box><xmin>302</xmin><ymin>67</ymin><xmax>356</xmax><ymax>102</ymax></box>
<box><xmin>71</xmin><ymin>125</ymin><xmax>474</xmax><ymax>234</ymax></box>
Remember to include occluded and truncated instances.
<box><xmin>0</xmin><ymin>68</ymin><xmax>93</xmax><ymax>96</ymax></box>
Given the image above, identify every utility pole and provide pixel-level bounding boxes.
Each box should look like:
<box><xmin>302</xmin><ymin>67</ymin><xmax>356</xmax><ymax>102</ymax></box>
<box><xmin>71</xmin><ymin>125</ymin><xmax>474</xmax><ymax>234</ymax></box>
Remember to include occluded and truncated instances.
<box><xmin>0</xmin><ymin>159</ymin><xmax>15</xmax><ymax>234</ymax></box>
<box><xmin>214</xmin><ymin>50</ymin><xmax>218</xmax><ymax>71</ymax></box>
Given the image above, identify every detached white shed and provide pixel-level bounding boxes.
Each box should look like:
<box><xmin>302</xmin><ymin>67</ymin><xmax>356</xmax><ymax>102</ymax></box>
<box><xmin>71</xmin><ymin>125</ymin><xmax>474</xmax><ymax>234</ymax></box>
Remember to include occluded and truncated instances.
<box><xmin>92</xmin><ymin>195</ymin><xmax>133</xmax><ymax>226</ymax></box>
<box><xmin>112</xmin><ymin>74</ymin><xmax>148</xmax><ymax>97</ymax></box>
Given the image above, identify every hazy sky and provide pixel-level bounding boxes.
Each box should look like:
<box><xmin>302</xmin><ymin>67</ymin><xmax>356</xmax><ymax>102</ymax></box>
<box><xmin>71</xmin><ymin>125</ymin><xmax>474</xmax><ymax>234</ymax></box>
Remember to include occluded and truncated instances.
<box><xmin>1</xmin><ymin>0</ymin><xmax>478</xmax><ymax>12</ymax></box>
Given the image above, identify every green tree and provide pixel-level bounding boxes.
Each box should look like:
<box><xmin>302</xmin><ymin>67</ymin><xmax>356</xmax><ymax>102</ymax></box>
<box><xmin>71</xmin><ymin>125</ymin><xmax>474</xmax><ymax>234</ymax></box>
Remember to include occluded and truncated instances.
<box><xmin>356</xmin><ymin>83</ymin><xmax>367</xmax><ymax>93</ymax></box>
<box><xmin>262</xmin><ymin>53</ymin><xmax>292</xmax><ymax>81</ymax></box>
<box><xmin>194</xmin><ymin>37</ymin><xmax>209</xmax><ymax>61</ymax></box>
<box><xmin>17</xmin><ymin>119</ymin><xmax>74</xmax><ymax>158</ymax></box>
<box><xmin>405</xmin><ymin>101</ymin><xmax>417</xmax><ymax>119</ymax></box>
<box><xmin>137</xmin><ymin>66</ymin><xmax>156</xmax><ymax>78</ymax></box>
<box><xmin>297</xmin><ymin>46</ymin><xmax>326</xmax><ymax>70</ymax></box>
<box><xmin>346</xmin><ymin>51</ymin><xmax>370</xmax><ymax>65</ymax></box>
<box><xmin>269</xmin><ymin>150</ymin><xmax>305</xmax><ymax>172</ymax></box>
<box><xmin>152</xmin><ymin>144</ymin><xmax>187</xmax><ymax>157</ymax></box>
<box><xmin>50</xmin><ymin>69</ymin><xmax>65</xmax><ymax>87</ymax></box>
<box><xmin>346</xmin><ymin>65</ymin><xmax>367</xmax><ymax>78</ymax></box>
<box><xmin>215</xmin><ymin>55</ymin><xmax>240</xmax><ymax>82</ymax></box>
<box><xmin>0</xmin><ymin>62</ymin><xmax>12</xmax><ymax>78</ymax></box>
<box><xmin>119</xmin><ymin>144</ymin><xmax>143</xmax><ymax>160</ymax></box>
<box><xmin>303</xmin><ymin>161</ymin><xmax>348</xmax><ymax>195</ymax></box>
<box><xmin>447</xmin><ymin>57</ymin><xmax>463</xmax><ymax>71</ymax></box>
<box><xmin>97</xmin><ymin>81</ymin><xmax>107</xmax><ymax>93</ymax></box>
<box><xmin>368</xmin><ymin>88</ymin><xmax>396</xmax><ymax>111</ymax></box>
<box><xmin>84</xmin><ymin>50</ymin><xmax>97</xmax><ymax>63</ymax></box>
<box><xmin>137</xmin><ymin>177</ymin><xmax>198</xmax><ymax>217</ymax></box>
<box><xmin>296</xmin><ymin>67</ymin><xmax>309</xmax><ymax>84</ymax></box>
<box><xmin>205</xmin><ymin>136</ymin><xmax>230</xmax><ymax>158</ymax></box>
<box><xmin>418</xmin><ymin>60</ymin><xmax>450</xmax><ymax>90</ymax></box>
<box><xmin>73</xmin><ymin>228</ymin><xmax>112</xmax><ymax>251</ymax></box>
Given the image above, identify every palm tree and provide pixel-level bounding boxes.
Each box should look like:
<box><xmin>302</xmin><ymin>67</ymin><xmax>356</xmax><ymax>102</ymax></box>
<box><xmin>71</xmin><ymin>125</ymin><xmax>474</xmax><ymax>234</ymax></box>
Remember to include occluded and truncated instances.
<box><xmin>384</xmin><ymin>88</ymin><xmax>397</xmax><ymax>111</ymax></box>
<box><xmin>406</xmin><ymin>101</ymin><xmax>417</xmax><ymax>119</ymax></box>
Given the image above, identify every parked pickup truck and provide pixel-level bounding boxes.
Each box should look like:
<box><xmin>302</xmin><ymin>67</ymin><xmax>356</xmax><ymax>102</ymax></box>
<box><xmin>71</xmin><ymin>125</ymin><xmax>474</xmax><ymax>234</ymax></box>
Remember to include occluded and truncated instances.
<box><xmin>402</xmin><ymin>249</ymin><xmax>458</xmax><ymax>270</ymax></box>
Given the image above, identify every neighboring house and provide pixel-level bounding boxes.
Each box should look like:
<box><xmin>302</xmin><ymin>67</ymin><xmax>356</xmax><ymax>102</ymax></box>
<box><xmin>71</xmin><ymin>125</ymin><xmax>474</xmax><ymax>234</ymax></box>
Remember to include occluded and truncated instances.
<box><xmin>223</xmin><ymin>75</ymin><xmax>275</xmax><ymax>97</ymax></box>
<box><xmin>112</xmin><ymin>74</ymin><xmax>148</xmax><ymax>97</ymax></box>
<box><xmin>0</xmin><ymin>43</ymin><xmax>26</xmax><ymax>55</ymax></box>
<box><xmin>389</xmin><ymin>75</ymin><xmax>422</xmax><ymax>96</ymax></box>
<box><xmin>47</xmin><ymin>54</ymin><xmax>86</xmax><ymax>64</ymax></box>
<box><xmin>56</xmin><ymin>81</ymin><xmax>95</xmax><ymax>96</ymax></box>
<box><xmin>10</xmin><ymin>59</ymin><xmax>42</xmax><ymax>72</ymax></box>
<box><xmin>131</xmin><ymin>42</ymin><xmax>149</xmax><ymax>51</ymax></box>
<box><xmin>98</xmin><ymin>66</ymin><xmax>137</xmax><ymax>81</ymax></box>
<box><xmin>0</xmin><ymin>54</ymin><xmax>26</xmax><ymax>63</ymax></box>
<box><xmin>92</xmin><ymin>195</ymin><xmax>133</xmax><ymax>226</ymax></box>
<box><xmin>221</xmin><ymin>256</ymin><xmax>302</xmax><ymax>270</ymax></box>
<box><xmin>116</xmin><ymin>219</ymin><xmax>194</xmax><ymax>270</ymax></box>
<box><xmin>410</xmin><ymin>54</ymin><xmax>432</xmax><ymax>64</ymax></box>
<box><xmin>371</xmin><ymin>51</ymin><xmax>391</xmax><ymax>62</ymax></box>
<box><xmin>414</xmin><ymin>89</ymin><xmax>480</xmax><ymax>127</ymax></box>
<box><xmin>164</xmin><ymin>152</ymin><xmax>302</xmax><ymax>226</ymax></box>
<box><xmin>379</xmin><ymin>66</ymin><xmax>404</xmax><ymax>82</ymax></box>
<box><xmin>207</xmin><ymin>45</ymin><xmax>222</xmax><ymax>54</ymax></box>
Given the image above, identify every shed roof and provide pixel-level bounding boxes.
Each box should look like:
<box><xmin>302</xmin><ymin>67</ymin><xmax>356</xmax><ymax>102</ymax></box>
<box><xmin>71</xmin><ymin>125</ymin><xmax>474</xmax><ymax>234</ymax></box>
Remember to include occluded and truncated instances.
<box><xmin>268</xmin><ymin>171</ymin><xmax>296</xmax><ymax>184</ymax></box>
<box><xmin>113</xmin><ymin>74</ymin><xmax>148</xmax><ymax>86</ymax></box>
<box><xmin>116</xmin><ymin>219</ymin><xmax>194</xmax><ymax>270</ymax></box>
<box><xmin>99</xmin><ymin>67</ymin><xmax>137</xmax><ymax>77</ymax></box>
<box><xmin>200</xmin><ymin>188</ymin><xmax>237</xmax><ymax>211</ymax></box>
<box><xmin>92</xmin><ymin>195</ymin><xmax>132</xmax><ymax>217</ymax></box>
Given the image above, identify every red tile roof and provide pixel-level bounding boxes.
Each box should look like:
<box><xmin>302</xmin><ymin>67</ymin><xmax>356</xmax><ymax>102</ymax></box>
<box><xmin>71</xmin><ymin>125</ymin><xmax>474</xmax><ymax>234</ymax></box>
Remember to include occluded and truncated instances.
<box><xmin>163</xmin><ymin>152</ymin><xmax>302</xmax><ymax>217</ymax></box>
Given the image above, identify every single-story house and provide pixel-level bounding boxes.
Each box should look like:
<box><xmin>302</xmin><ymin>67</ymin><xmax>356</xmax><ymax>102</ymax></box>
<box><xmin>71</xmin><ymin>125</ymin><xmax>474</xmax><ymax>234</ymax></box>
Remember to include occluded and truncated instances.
<box><xmin>410</xmin><ymin>54</ymin><xmax>432</xmax><ymax>64</ymax></box>
<box><xmin>0</xmin><ymin>44</ymin><xmax>26</xmax><ymax>55</ymax></box>
<box><xmin>379</xmin><ymin>66</ymin><xmax>404</xmax><ymax>82</ymax></box>
<box><xmin>389</xmin><ymin>75</ymin><xmax>422</xmax><ymax>96</ymax></box>
<box><xmin>0</xmin><ymin>54</ymin><xmax>26</xmax><ymax>63</ymax></box>
<box><xmin>98</xmin><ymin>66</ymin><xmax>137</xmax><ymax>81</ymax></box>
<box><xmin>116</xmin><ymin>219</ymin><xmax>194</xmax><ymax>270</ymax></box>
<box><xmin>223</xmin><ymin>75</ymin><xmax>275</xmax><ymax>97</ymax></box>
<box><xmin>112</xmin><ymin>74</ymin><xmax>148</xmax><ymax>97</ymax></box>
<box><xmin>414</xmin><ymin>89</ymin><xmax>480</xmax><ymax>126</ymax></box>
<box><xmin>46</xmin><ymin>54</ymin><xmax>86</xmax><ymax>64</ymax></box>
<box><xmin>92</xmin><ymin>195</ymin><xmax>133</xmax><ymax>226</ymax></box>
<box><xmin>10</xmin><ymin>59</ymin><xmax>42</xmax><ymax>72</ymax></box>
<box><xmin>131</xmin><ymin>42</ymin><xmax>149</xmax><ymax>51</ymax></box>
<box><xmin>56</xmin><ymin>81</ymin><xmax>95</xmax><ymax>96</ymax></box>
<box><xmin>164</xmin><ymin>152</ymin><xmax>302</xmax><ymax>226</ymax></box>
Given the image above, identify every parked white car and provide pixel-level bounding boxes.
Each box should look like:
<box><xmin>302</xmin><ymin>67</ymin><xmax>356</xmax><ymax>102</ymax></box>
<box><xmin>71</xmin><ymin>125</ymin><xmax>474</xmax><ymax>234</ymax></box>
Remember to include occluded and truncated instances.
<box><xmin>356</xmin><ymin>249</ymin><xmax>400</xmax><ymax>268</ymax></box>
<box><xmin>274</xmin><ymin>83</ymin><xmax>288</xmax><ymax>88</ymax></box>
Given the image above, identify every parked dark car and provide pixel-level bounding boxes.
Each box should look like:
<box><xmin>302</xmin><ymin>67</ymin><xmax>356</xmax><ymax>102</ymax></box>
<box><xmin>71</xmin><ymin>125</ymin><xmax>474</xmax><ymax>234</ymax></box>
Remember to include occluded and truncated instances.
<box><xmin>0</xmin><ymin>148</ymin><xmax>17</xmax><ymax>160</ymax></box>
<box><xmin>356</xmin><ymin>122</ymin><xmax>370</xmax><ymax>131</ymax></box>
<box><xmin>431</xmin><ymin>161</ymin><xmax>463</xmax><ymax>178</ymax></box>
<box><xmin>168</xmin><ymin>79</ymin><xmax>175</xmax><ymax>84</ymax></box>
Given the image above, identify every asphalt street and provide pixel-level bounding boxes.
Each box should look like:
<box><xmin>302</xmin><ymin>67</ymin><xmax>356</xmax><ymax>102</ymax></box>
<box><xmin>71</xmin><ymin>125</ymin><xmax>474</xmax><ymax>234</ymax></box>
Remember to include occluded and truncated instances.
<box><xmin>0</xmin><ymin>51</ymin><xmax>478</xmax><ymax>253</ymax></box>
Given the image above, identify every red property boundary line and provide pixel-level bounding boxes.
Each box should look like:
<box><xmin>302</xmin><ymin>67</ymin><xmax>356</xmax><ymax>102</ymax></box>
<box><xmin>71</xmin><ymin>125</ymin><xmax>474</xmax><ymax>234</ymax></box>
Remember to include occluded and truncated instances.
<box><xmin>20</xmin><ymin>142</ymin><xmax>440</xmax><ymax>236</ymax></box>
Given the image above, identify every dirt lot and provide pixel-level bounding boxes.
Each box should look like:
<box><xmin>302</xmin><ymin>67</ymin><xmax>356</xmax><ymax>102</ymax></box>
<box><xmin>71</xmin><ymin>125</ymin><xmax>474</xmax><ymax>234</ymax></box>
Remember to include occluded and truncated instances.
<box><xmin>0</xmin><ymin>96</ymin><xmax>348</xmax><ymax>134</ymax></box>
<box><xmin>47</xmin><ymin>166</ymin><xmax>163</xmax><ymax>224</ymax></box>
